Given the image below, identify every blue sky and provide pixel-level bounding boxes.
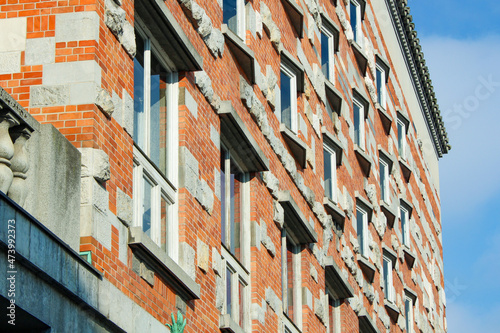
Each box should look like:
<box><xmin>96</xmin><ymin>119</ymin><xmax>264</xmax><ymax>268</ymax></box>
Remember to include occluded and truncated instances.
<box><xmin>407</xmin><ymin>1</ymin><xmax>500</xmax><ymax>331</ymax></box>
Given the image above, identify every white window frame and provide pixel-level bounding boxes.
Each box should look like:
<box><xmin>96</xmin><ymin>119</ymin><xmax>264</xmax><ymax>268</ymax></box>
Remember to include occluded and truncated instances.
<box><xmin>379</xmin><ymin>157</ymin><xmax>390</xmax><ymax>204</ymax></box>
<box><xmin>279</xmin><ymin>63</ymin><xmax>298</xmax><ymax>134</ymax></box>
<box><xmin>383</xmin><ymin>255</ymin><xmax>394</xmax><ymax>303</ymax></box>
<box><xmin>325</xmin><ymin>291</ymin><xmax>341</xmax><ymax>333</ymax></box>
<box><xmin>321</xmin><ymin>26</ymin><xmax>335</xmax><ymax>83</ymax></box>
<box><xmin>223</xmin><ymin>0</ymin><xmax>246</xmax><ymax>40</ymax></box>
<box><xmin>405</xmin><ymin>293</ymin><xmax>414</xmax><ymax>333</ymax></box>
<box><xmin>221</xmin><ymin>246</ymin><xmax>250</xmax><ymax>331</ymax></box>
<box><xmin>400</xmin><ymin>205</ymin><xmax>410</xmax><ymax>247</ymax></box>
<box><xmin>350</xmin><ymin>0</ymin><xmax>362</xmax><ymax>46</ymax></box>
<box><xmin>324</xmin><ymin>144</ymin><xmax>338</xmax><ymax>203</ymax></box>
<box><xmin>282</xmin><ymin>230</ymin><xmax>302</xmax><ymax>330</ymax></box>
<box><xmin>353</xmin><ymin>97</ymin><xmax>365</xmax><ymax>150</ymax></box>
<box><xmin>133</xmin><ymin>21</ymin><xmax>179</xmax><ymax>262</ymax></box>
<box><xmin>397</xmin><ymin>118</ymin><xmax>406</xmax><ymax>159</ymax></box>
<box><xmin>356</xmin><ymin>206</ymin><xmax>368</xmax><ymax>257</ymax></box>
<box><xmin>376</xmin><ymin>63</ymin><xmax>387</xmax><ymax>109</ymax></box>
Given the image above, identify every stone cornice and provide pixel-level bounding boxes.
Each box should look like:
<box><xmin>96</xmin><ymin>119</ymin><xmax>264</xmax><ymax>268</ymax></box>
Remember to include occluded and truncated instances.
<box><xmin>387</xmin><ymin>0</ymin><xmax>450</xmax><ymax>157</ymax></box>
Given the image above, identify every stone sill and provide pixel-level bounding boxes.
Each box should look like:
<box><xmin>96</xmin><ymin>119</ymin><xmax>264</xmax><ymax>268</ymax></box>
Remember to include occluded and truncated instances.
<box><xmin>128</xmin><ymin>227</ymin><xmax>201</xmax><ymax>300</ymax></box>
<box><xmin>278</xmin><ymin>191</ymin><xmax>318</xmax><ymax>244</ymax></box>
<box><xmin>398</xmin><ymin>157</ymin><xmax>412</xmax><ymax>182</ymax></box>
<box><xmin>357</xmin><ymin>254</ymin><xmax>376</xmax><ymax>283</ymax></box>
<box><xmin>403</xmin><ymin>246</ymin><xmax>416</xmax><ymax>269</ymax></box>
<box><xmin>325</xmin><ymin>256</ymin><xmax>355</xmax><ymax>299</ymax></box>
<box><xmin>380</xmin><ymin>201</ymin><xmax>396</xmax><ymax>228</ymax></box>
<box><xmin>384</xmin><ymin>299</ymin><xmax>400</xmax><ymax>321</ymax></box>
<box><xmin>280</xmin><ymin>124</ymin><xmax>307</xmax><ymax>169</ymax></box>
<box><xmin>280</xmin><ymin>0</ymin><xmax>304</xmax><ymax>38</ymax></box>
<box><xmin>324</xmin><ymin>79</ymin><xmax>343</xmax><ymax>116</ymax></box>
<box><xmin>222</xmin><ymin>24</ymin><xmax>256</xmax><ymax>84</ymax></box>
<box><xmin>351</xmin><ymin>41</ymin><xmax>368</xmax><ymax>74</ymax></box>
<box><xmin>354</xmin><ymin>145</ymin><xmax>372</xmax><ymax>177</ymax></box>
<box><xmin>219</xmin><ymin>314</ymin><xmax>246</xmax><ymax>333</ymax></box>
<box><xmin>323</xmin><ymin>197</ymin><xmax>345</xmax><ymax>227</ymax></box>
<box><xmin>377</xmin><ymin>105</ymin><xmax>393</xmax><ymax>134</ymax></box>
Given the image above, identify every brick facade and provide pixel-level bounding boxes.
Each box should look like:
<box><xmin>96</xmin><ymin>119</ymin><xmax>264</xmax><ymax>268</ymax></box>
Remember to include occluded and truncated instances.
<box><xmin>0</xmin><ymin>0</ymin><xmax>448</xmax><ymax>332</ymax></box>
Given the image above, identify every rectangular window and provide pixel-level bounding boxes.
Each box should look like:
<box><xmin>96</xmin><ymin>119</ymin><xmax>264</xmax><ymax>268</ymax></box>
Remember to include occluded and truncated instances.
<box><xmin>133</xmin><ymin>23</ymin><xmax>178</xmax><ymax>258</ymax></box>
<box><xmin>280</xmin><ymin>63</ymin><xmax>298</xmax><ymax>133</ymax></box>
<box><xmin>223</xmin><ymin>0</ymin><xmax>245</xmax><ymax>39</ymax></box>
<box><xmin>400</xmin><ymin>206</ymin><xmax>410</xmax><ymax>247</ymax></box>
<box><xmin>353</xmin><ymin>98</ymin><xmax>365</xmax><ymax>150</ymax></box>
<box><xmin>397</xmin><ymin>118</ymin><xmax>406</xmax><ymax>159</ymax></box>
<box><xmin>221</xmin><ymin>147</ymin><xmax>247</xmax><ymax>262</ymax></box>
<box><xmin>326</xmin><ymin>292</ymin><xmax>341</xmax><ymax>333</ymax></box>
<box><xmin>379</xmin><ymin>157</ymin><xmax>390</xmax><ymax>204</ymax></box>
<box><xmin>376</xmin><ymin>63</ymin><xmax>386</xmax><ymax>109</ymax></box>
<box><xmin>282</xmin><ymin>230</ymin><xmax>301</xmax><ymax>327</ymax></box>
<box><xmin>321</xmin><ymin>28</ymin><xmax>335</xmax><ymax>82</ymax></box>
<box><xmin>383</xmin><ymin>255</ymin><xmax>394</xmax><ymax>302</ymax></box>
<box><xmin>350</xmin><ymin>0</ymin><xmax>362</xmax><ymax>45</ymax></box>
<box><xmin>356</xmin><ymin>206</ymin><xmax>368</xmax><ymax>256</ymax></box>
<box><xmin>405</xmin><ymin>295</ymin><xmax>414</xmax><ymax>333</ymax></box>
<box><xmin>221</xmin><ymin>247</ymin><xmax>249</xmax><ymax>330</ymax></box>
<box><xmin>324</xmin><ymin>144</ymin><xmax>337</xmax><ymax>203</ymax></box>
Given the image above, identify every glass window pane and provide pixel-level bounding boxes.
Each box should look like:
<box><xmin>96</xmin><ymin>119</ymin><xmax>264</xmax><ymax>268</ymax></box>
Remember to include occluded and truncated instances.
<box><xmin>401</xmin><ymin>208</ymin><xmax>408</xmax><ymax>245</ymax></box>
<box><xmin>150</xmin><ymin>52</ymin><xmax>168</xmax><ymax>175</ymax></box>
<box><xmin>405</xmin><ymin>298</ymin><xmax>412</xmax><ymax>332</ymax></box>
<box><xmin>321</xmin><ymin>32</ymin><xmax>329</xmax><ymax>79</ymax></box>
<box><xmin>230</xmin><ymin>172</ymin><xmax>236</xmax><ymax>254</ymax></box>
<box><xmin>356</xmin><ymin>208</ymin><xmax>364</xmax><ymax>255</ymax></box>
<box><xmin>324</xmin><ymin>149</ymin><xmax>332</xmax><ymax>199</ymax></box>
<box><xmin>380</xmin><ymin>161</ymin><xmax>386</xmax><ymax>201</ymax></box>
<box><xmin>376</xmin><ymin>68</ymin><xmax>383</xmax><ymax>105</ymax></box>
<box><xmin>142</xmin><ymin>176</ymin><xmax>153</xmax><ymax>238</ymax></box>
<box><xmin>383</xmin><ymin>258</ymin><xmax>390</xmax><ymax>298</ymax></box>
<box><xmin>223</xmin><ymin>0</ymin><xmax>238</xmax><ymax>34</ymax></box>
<box><xmin>226</xmin><ymin>268</ymin><xmax>232</xmax><ymax>316</ymax></box>
<box><xmin>221</xmin><ymin>151</ymin><xmax>227</xmax><ymax>246</ymax></box>
<box><xmin>398</xmin><ymin>121</ymin><xmax>404</xmax><ymax>155</ymax></box>
<box><xmin>286</xmin><ymin>240</ymin><xmax>294</xmax><ymax>321</ymax></box>
<box><xmin>350</xmin><ymin>2</ymin><xmax>358</xmax><ymax>42</ymax></box>
<box><xmin>231</xmin><ymin>171</ymin><xmax>242</xmax><ymax>261</ymax></box>
<box><xmin>281</xmin><ymin>70</ymin><xmax>292</xmax><ymax>130</ymax></box>
<box><xmin>160</xmin><ymin>196</ymin><xmax>168</xmax><ymax>251</ymax></box>
<box><xmin>134</xmin><ymin>32</ymin><xmax>146</xmax><ymax>150</ymax></box>
<box><xmin>353</xmin><ymin>102</ymin><xmax>361</xmax><ymax>146</ymax></box>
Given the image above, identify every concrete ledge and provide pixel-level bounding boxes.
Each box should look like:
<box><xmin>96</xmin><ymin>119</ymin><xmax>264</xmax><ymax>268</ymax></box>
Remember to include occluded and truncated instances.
<box><xmin>377</xmin><ymin>105</ymin><xmax>393</xmax><ymax>134</ymax></box>
<box><xmin>278</xmin><ymin>191</ymin><xmax>317</xmax><ymax>244</ymax></box>
<box><xmin>384</xmin><ymin>299</ymin><xmax>400</xmax><ymax>322</ymax></box>
<box><xmin>398</xmin><ymin>157</ymin><xmax>412</xmax><ymax>182</ymax></box>
<box><xmin>281</xmin><ymin>0</ymin><xmax>304</xmax><ymax>38</ymax></box>
<box><xmin>354</xmin><ymin>145</ymin><xmax>372</xmax><ymax>177</ymax></box>
<box><xmin>128</xmin><ymin>227</ymin><xmax>201</xmax><ymax>300</ymax></box>
<box><xmin>135</xmin><ymin>0</ymin><xmax>203</xmax><ymax>71</ymax></box>
<box><xmin>403</xmin><ymin>246</ymin><xmax>416</xmax><ymax>269</ymax></box>
<box><xmin>358</xmin><ymin>309</ymin><xmax>381</xmax><ymax>333</ymax></box>
<box><xmin>323</xmin><ymin>197</ymin><xmax>345</xmax><ymax>227</ymax></box>
<box><xmin>325</xmin><ymin>79</ymin><xmax>343</xmax><ymax>116</ymax></box>
<box><xmin>222</xmin><ymin>24</ymin><xmax>256</xmax><ymax>84</ymax></box>
<box><xmin>219</xmin><ymin>314</ymin><xmax>245</xmax><ymax>333</ymax></box>
<box><xmin>351</xmin><ymin>41</ymin><xmax>368</xmax><ymax>75</ymax></box>
<box><xmin>357</xmin><ymin>254</ymin><xmax>375</xmax><ymax>283</ymax></box>
<box><xmin>324</xmin><ymin>256</ymin><xmax>354</xmax><ymax>299</ymax></box>
<box><xmin>280</xmin><ymin>124</ymin><xmax>307</xmax><ymax>169</ymax></box>
<box><xmin>380</xmin><ymin>202</ymin><xmax>396</xmax><ymax>228</ymax></box>
<box><xmin>218</xmin><ymin>101</ymin><xmax>269</xmax><ymax>172</ymax></box>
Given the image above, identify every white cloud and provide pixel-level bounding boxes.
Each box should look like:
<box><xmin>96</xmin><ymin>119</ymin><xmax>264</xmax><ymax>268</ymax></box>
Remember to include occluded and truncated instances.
<box><xmin>420</xmin><ymin>35</ymin><xmax>500</xmax><ymax>222</ymax></box>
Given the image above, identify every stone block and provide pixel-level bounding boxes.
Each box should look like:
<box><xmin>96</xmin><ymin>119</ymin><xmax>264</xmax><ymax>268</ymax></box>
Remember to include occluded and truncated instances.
<box><xmin>179</xmin><ymin>242</ymin><xmax>196</xmax><ymax>280</ymax></box>
<box><xmin>0</xmin><ymin>17</ymin><xmax>27</xmax><ymax>52</ymax></box>
<box><xmin>69</xmin><ymin>82</ymin><xmax>100</xmax><ymax>105</ymax></box>
<box><xmin>195</xmin><ymin>179</ymin><xmax>214</xmax><ymax>215</ymax></box>
<box><xmin>55</xmin><ymin>11</ymin><xmax>99</xmax><ymax>42</ymax></box>
<box><xmin>210</xmin><ymin>125</ymin><xmax>219</xmax><ymax>149</ymax></box>
<box><xmin>122</xmin><ymin>89</ymin><xmax>134</xmax><ymax>136</ymax></box>
<box><xmin>197</xmin><ymin>238</ymin><xmax>209</xmax><ymax>273</ymax></box>
<box><xmin>96</xmin><ymin>88</ymin><xmax>114</xmax><ymax>117</ymax></box>
<box><xmin>273</xmin><ymin>200</ymin><xmax>284</xmax><ymax>229</ymax></box>
<box><xmin>80</xmin><ymin>177</ymin><xmax>109</xmax><ymax>213</ymax></box>
<box><xmin>116</xmin><ymin>187</ymin><xmax>133</xmax><ymax>226</ymax></box>
<box><xmin>265</xmin><ymin>287</ymin><xmax>282</xmax><ymax>314</ymax></box>
<box><xmin>179</xmin><ymin>86</ymin><xmax>198</xmax><ymax>118</ymax></box>
<box><xmin>302</xmin><ymin>286</ymin><xmax>313</xmax><ymax>309</ymax></box>
<box><xmin>179</xmin><ymin>146</ymin><xmax>199</xmax><ymax>195</ymax></box>
<box><xmin>43</xmin><ymin>60</ymin><xmax>101</xmax><ymax>86</ymax></box>
<box><xmin>79</xmin><ymin>148</ymin><xmax>111</xmax><ymax>183</ymax></box>
<box><xmin>25</xmin><ymin>37</ymin><xmax>55</xmax><ymax>65</ymax></box>
<box><xmin>0</xmin><ymin>52</ymin><xmax>21</xmax><ymax>74</ymax></box>
<box><xmin>212</xmin><ymin>247</ymin><xmax>222</xmax><ymax>276</ymax></box>
<box><xmin>30</xmin><ymin>85</ymin><xmax>69</xmax><ymax>107</ymax></box>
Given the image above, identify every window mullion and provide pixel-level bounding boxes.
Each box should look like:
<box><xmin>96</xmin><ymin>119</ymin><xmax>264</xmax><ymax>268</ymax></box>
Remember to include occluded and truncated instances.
<box><xmin>224</xmin><ymin>156</ymin><xmax>231</xmax><ymax>250</ymax></box>
<box><xmin>144</xmin><ymin>38</ymin><xmax>152</xmax><ymax>157</ymax></box>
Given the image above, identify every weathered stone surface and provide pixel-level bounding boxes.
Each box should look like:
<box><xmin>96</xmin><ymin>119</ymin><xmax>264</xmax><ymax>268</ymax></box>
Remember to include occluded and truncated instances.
<box><xmin>310</xmin><ymin>264</ymin><xmax>318</xmax><ymax>283</ymax></box>
<box><xmin>96</xmin><ymin>88</ymin><xmax>114</xmax><ymax>117</ymax></box>
<box><xmin>336</xmin><ymin>6</ymin><xmax>354</xmax><ymax>43</ymax></box>
<box><xmin>215</xmin><ymin>275</ymin><xmax>224</xmax><ymax>311</ymax></box>
<box><xmin>251</xmin><ymin>300</ymin><xmax>266</xmax><ymax>325</ymax></box>
<box><xmin>43</xmin><ymin>60</ymin><xmax>101</xmax><ymax>86</ymax></box>
<box><xmin>179</xmin><ymin>146</ymin><xmax>199</xmax><ymax>195</ymax></box>
<box><xmin>55</xmin><ymin>11</ymin><xmax>99</xmax><ymax>43</ymax></box>
<box><xmin>195</xmin><ymin>179</ymin><xmax>214</xmax><ymax>215</ymax></box>
<box><xmin>265</xmin><ymin>287</ymin><xmax>282</xmax><ymax>313</ymax></box>
<box><xmin>80</xmin><ymin>177</ymin><xmax>109</xmax><ymax>214</ymax></box>
<box><xmin>79</xmin><ymin>148</ymin><xmax>110</xmax><ymax>183</ymax></box>
<box><xmin>260</xmin><ymin>3</ymin><xmax>282</xmax><ymax>52</ymax></box>
<box><xmin>365</xmin><ymin>75</ymin><xmax>377</xmax><ymax>104</ymax></box>
<box><xmin>0</xmin><ymin>52</ymin><xmax>21</xmax><ymax>74</ymax></box>
<box><xmin>25</xmin><ymin>37</ymin><xmax>55</xmax><ymax>65</ymax></box>
<box><xmin>30</xmin><ymin>85</ymin><xmax>69</xmax><ymax>107</ymax></box>
<box><xmin>314</xmin><ymin>291</ymin><xmax>327</xmax><ymax>324</ymax></box>
<box><xmin>197</xmin><ymin>238</ymin><xmax>209</xmax><ymax>273</ymax></box>
<box><xmin>0</xmin><ymin>17</ymin><xmax>27</xmax><ymax>52</ymax></box>
<box><xmin>104</xmin><ymin>0</ymin><xmax>136</xmax><ymax>57</ymax></box>
<box><xmin>260</xmin><ymin>220</ymin><xmax>276</xmax><ymax>257</ymax></box>
<box><xmin>179</xmin><ymin>242</ymin><xmax>196</xmax><ymax>280</ymax></box>
<box><xmin>262</xmin><ymin>171</ymin><xmax>279</xmax><ymax>199</ymax></box>
<box><xmin>212</xmin><ymin>247</ymin><xmax>222</xmax><ymax>276</ymax></box>
<box><xmin>273</xmin><ymin>200</ymin><xmax>284</xmax><ymax>229</ymax></box>
<box><xmin>116</xmin><ymin>187</ymin><xmax>132</xmax><ymax>226</ymax></box>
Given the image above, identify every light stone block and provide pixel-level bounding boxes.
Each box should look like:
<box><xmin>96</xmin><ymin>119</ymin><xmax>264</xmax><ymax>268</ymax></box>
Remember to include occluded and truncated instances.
<box><xmin>43</xmin><ymin>60</ymin><xmax>101</xmax><ymax>86</ymax></box>
<box><xmin>55</xmin><ymin>11</ymin><xmax>99</xmax><ymax>42</ymax></box>
<box><xmin>0</xmin><ymin>52</ymin><xmax>21</xmax><ymax>74</ymax></box>
<box><xmin>197</xmin><ymin>238</ymin><xmax>209</xmax><ymax>273</ymax></box>
<box><xmin>116</xmin><ymin>187</ymin><xmax>133</xmax><ymax>226</ymax></box>
<box><xmin>25</xmin><ymin>37</ymin><xmax>55</xmax><ymax>65</ymax></box>
<box><xmin>0</xmin><ymin>17</ymin><xmax>27</xmax><ymax>52</ymax></box>
<box><xmin>30</xmin><ymin>85</ymin><xmax>69</xmax><ymax>107</ymax></box>
<box><xmin>79</xmin><ymin>148</ymin><xmax>110</xmax><ymax>183</ymax></box>
<box><xmin>69</xmin><ymin>82</ymin><xmax>99</xmax><ymax>105</ymax></box>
